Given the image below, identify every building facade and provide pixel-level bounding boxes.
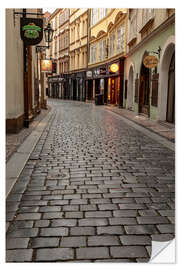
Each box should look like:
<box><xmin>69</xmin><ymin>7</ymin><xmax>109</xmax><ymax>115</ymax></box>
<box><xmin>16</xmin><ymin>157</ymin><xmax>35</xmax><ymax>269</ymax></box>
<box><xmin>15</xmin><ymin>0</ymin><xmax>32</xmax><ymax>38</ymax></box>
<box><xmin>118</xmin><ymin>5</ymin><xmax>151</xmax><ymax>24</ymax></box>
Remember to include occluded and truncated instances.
<box><xmin>47</xmin><ymin>8</ymin><xmax>70</xmax><ymax>99</ymax></box>
<box><xmin>6</xmin><ymin>8</ymin><xmax>46</xmax><ymax>133</ymax></box>
<box><xmin>86</xmin><ymin>8</ymin><xmax>128</xmax><ymax>106</ymax></box>
<box><xmin>124</xmin><ymin>9</ymin><xmax>175</xmax><ymax>123</ymax></box>
<box><xmin>69</xmin><ymin>8</ymin><xmax>88</xmax><ymax>101</ymax></box>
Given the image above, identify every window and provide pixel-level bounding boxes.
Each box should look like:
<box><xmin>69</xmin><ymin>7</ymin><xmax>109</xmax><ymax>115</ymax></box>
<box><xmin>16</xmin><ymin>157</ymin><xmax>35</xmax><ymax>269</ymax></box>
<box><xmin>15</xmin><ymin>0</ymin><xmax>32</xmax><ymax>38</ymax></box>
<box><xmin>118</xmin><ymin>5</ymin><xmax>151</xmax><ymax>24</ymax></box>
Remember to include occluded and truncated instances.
<box><xmin>128</xmin><ymin>9</ymin><xmax>137</xmax><ymax>42</ymax></box>
<box><xmin>92</xmin><ymin>8</ymin><xmax>98</xmax><ymax>25</ymax></box>
<box><xmin>117</xmin><ymin>27</ymin><xmax>121</xmax><ymax>53</ymax></box>
<box><xmin>109</xmin><ymin>32</ymin><xmax>115</xmax><ymax>57</ymax></box>
<box><xmin>142</xmin><ymin>9</ymin><xmax>153</xmax><ymax>27</ymax></box>
<box><xmin>90</xmin><ymin>44</ymin><xmax>97</xmax><ymax>63</ymax></box>
<box><xmin>120</xmin><ymin>24</ymin><xmax>125</xmax><ymax>51</ymax></box>
<box><xmin>102</xmin><ymin>39</ymin><xmax>107</xmax><ymax>59</ymax></box>
<box><xmin>100</xmin><ymin>8</ymin><xmax>107</xmax><ymax>20</ymax></box>
<box><xmin>99</xmin><ymin>41</ymin><xmax>103</xmax><ymax>61</ymax></box>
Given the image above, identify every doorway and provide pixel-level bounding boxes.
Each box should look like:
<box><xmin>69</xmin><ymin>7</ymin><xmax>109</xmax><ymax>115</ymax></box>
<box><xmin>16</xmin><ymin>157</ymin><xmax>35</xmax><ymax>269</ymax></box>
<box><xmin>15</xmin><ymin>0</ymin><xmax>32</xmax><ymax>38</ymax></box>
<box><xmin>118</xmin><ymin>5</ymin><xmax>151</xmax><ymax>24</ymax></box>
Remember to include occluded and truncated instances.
<box><xmin>139</xmin><ymin>61</ymin><xmax>150</xmax><ymax>116</ymax></box>
<box><xmin>166</xmin><ymin>52</ymin><xmax>175</xmax><ymax>123</ymax></box>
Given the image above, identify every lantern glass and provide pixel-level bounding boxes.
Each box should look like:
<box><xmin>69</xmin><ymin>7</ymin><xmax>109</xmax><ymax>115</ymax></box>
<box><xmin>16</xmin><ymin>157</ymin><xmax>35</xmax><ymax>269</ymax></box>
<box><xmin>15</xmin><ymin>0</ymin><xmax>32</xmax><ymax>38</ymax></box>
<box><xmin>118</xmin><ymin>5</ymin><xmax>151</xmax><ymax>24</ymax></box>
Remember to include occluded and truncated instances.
<box><xmin>44</xmin><ymin>23</ymin><xmax>54</xmax><ymax>43</ymax></box>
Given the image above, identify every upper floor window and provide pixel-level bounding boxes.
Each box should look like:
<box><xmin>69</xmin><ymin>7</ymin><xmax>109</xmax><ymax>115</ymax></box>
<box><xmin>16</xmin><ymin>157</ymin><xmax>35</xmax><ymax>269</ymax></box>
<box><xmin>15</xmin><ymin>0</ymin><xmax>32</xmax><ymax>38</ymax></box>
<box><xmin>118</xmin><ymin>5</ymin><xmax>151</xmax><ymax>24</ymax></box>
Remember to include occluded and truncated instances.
<box><xmin>128</xmin><ymin>9</ymin><xmax>137</xmax><ymax>41</ymax></box>
<box><xmin>99</xmin><ymin>40</ymin><xmax>103</xmax><ymax>61</ymax></box>
<box><xmin>142</xmin><ymin>9</ymin><xmax>153</xmax><ymax>27</ymax></box>
<box><xmin>90</xmin><ymin>44</ymin><xmax>97</xmax><ymax>63</ymax></box>
<box><xmin>120</xmin><ymin>24</ymin><xmax>125</xmax><ymax>51</ymax></box>
<box><xmin>109</xmin><ymin>32</ymin><xmax>115</xmax><ymax>57</ymax></box>
<box><xmin>100</xmin><ymin>8</ymin><xmax>107</xmax><ymax>20</ymax></box>
<box><xmin>117</xmin><ymin>27</ymin><xmax>121</xmax><ymax>53</ymax></box>
<box><xmin>102</xmin><ymin>39</ymin><xmax>107</xmax><ymax>59</ymax></box>
<box><xmin>91</xmin><ymin>8</ymin><xmax>98</xmax><ymax>25</ymax></box>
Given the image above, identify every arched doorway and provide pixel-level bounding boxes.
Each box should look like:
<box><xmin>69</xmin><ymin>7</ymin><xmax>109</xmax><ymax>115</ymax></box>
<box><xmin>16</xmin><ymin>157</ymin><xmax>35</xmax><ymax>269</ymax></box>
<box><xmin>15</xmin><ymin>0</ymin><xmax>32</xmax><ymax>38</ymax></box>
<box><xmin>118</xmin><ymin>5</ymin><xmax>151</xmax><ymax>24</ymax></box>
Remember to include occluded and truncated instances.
<box><xmin>139</xmin><ymin>55</ymin><xmax>150</xmax><ymax>116</ymax></box>
<box><xmin>166</xmin><ymin>52</ymin><xmax>175</xmax><ymax>123</ymax></box>
<box><xmin>127</xmin><ymin>65</ymin><xmax>134</xmax><ymax>110</ymax></box>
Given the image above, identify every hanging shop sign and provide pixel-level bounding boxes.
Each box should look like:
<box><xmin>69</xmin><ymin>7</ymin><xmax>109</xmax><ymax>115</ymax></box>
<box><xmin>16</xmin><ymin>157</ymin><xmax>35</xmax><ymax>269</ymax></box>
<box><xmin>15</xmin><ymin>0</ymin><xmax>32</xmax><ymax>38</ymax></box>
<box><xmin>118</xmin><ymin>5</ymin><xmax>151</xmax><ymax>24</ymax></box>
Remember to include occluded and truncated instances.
<box><xmin>20</xmin><ymin>17</ymin><xmax>43</xmax><ymax>46</ymax></box>
<box><xmin>143</xmin><ymin>55</ymin><xmax>159</xmax><ymax>69</ymax></box>
<box><xmin>109</xmin><ymin>63</ymin><xmax>119</xmax><ymax>73</ymax></box>
<box><xmin>86</xmin><ymin>71</ymin><xmax>93</xmax><ymax>78</ymax></box>
<box><xmin>41</xmin><ymin>59</ymin><xmax>52</xmax><ymax>72</ymax></box>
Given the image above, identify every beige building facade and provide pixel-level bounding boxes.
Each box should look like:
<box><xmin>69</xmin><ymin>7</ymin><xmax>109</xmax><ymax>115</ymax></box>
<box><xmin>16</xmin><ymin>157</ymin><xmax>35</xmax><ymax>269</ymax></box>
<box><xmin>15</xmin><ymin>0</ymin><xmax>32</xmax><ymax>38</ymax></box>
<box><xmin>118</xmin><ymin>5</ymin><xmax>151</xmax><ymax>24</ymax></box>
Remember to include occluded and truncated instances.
<box><xmin>6</xmin><ymin>8</ymin><xmax>46</xmax><ymax>133</ymax></box>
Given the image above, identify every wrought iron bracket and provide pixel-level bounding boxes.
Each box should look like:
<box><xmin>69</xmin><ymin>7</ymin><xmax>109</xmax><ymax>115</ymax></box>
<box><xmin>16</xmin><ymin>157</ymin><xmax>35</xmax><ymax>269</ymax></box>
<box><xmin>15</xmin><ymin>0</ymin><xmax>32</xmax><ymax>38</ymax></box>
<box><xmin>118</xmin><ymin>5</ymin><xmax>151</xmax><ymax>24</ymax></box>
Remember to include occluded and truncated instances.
<box><xmin>36</xmin><ymin>46</ymin><xmax>49</xmax><ymax>53</ymax></box>
<box><xmin>148</xmin><ymin>46</ymin><xmax>161</xmax><ymax>59</ymax></box>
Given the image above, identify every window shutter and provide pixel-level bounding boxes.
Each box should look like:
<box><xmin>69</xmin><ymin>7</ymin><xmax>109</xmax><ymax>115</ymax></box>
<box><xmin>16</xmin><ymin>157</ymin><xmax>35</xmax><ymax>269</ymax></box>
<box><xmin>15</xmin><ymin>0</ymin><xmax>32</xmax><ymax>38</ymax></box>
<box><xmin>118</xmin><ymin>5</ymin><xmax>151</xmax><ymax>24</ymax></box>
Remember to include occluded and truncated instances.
<box><xmin>151</xmin><ymin>73</ymin><xmax>159</xmax><ymax>107</ymax></box>
<box><xmin>135</xmin><ymin>76</ymin><xmax>139</xmax><ymax>103</ymax></box>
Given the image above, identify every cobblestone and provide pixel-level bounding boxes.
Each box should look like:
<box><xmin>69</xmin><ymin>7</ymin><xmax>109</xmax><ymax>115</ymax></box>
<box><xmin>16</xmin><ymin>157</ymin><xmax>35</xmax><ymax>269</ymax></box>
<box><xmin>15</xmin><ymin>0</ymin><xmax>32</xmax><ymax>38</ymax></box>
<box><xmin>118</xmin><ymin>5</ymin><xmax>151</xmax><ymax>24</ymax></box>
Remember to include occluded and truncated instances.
<box><xmin>6</xmin><ymin>99</ymin><xmax>175</xmax><ymax>262</ymax></box>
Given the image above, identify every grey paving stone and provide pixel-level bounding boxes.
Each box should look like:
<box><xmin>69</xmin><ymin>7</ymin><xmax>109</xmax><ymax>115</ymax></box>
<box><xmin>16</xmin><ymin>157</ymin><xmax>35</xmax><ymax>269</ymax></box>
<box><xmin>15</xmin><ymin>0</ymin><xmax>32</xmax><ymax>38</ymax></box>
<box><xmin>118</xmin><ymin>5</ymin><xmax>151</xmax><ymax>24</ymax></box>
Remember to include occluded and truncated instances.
<box><xmin>80</xmin><ymin>204</ymin><xmax>97</xmax><ymax>211</ymax></box>
<box><xmin>15</xmin><ymin>213</ymin><xmax>41</xmax><ymax>220</ymax></box>
<box><xmin>49</xmin><ymin>200</ymin><xmax>69</xmax><ymax>205</ymax></box>
<box><xmin>158</xmin><ymin>210</ymin><xmax>175</xmax><ymax>216</ymax></box>
<box><xmin>70</xmin><ymin>199</ymin><xmax>88</xmax><ymax>205</ymax></box>
<box><xmin>151</xmin><ymin>234</ymin><xmax>174</xmax><ymax>241</ymax></box>
<box><xmin>113</xmin><ymin>210</ymin><xmax>137</xmax><ymax>217</ymax></box>
<box><xmin>6</xmin><ymin>237</ymin><xmax>30</xmax><ymax>249</ymax></box>
<box><xmin>97</xmin><ymin>226</ymin><xmax>124</xmax><ymax>235</ymax></box>
<box><xmin>90</xmin><ymin>198</ymin><xmax>111</xmax><ymax>204</ymax></box>
<box><xmin>109</xmin><ymin>217</ymin><xmax>137</xmax><ymax>225</ymax></box>
<box><xmin>79</xmin><ymin>218</ymin><xmax>108</xmax><ymax>226</ymax></box>
<box><xmin>70</xmin><ymin>227</ymin><xmax>95</xmax><ymax>236</ymax></box>
<box><xmin>118</xmin><ymin>203</ymin><xmax>147</xmax><ymax>210</ymax></box>
<box><xmin>31</xmin><ymin>237</ymin><xmax>59</xmax><ymax>248</ymax></box>
<box><xmin>7</xmin><ymin>228</ymin><xmax>39</xmax><ymax>238</ymax></box>
<box><xmin>137</xmin><ymin>216</ymin><xmax>169</xmax><ymax>224</ymax></box>
<box><xmin>39</xmin><ymin>206</ymin><xmax>61</xmax><ymax>212</ymax></box>
<box><xmin>8</xmin><ymin>220</ymin><xmax>34</xmax><ymax>229</ymax></box>
<box><xmin>124</xmin><ymin>225</ymin><xmax>159</xmax><ymax>234</ymax></box>
<box><xmin>76</xmin><ymin>247</ymin><xmax>110</xmax><ymax>259</ymax></box>
<box><xmin>156</xmin><ymin>224</ymin><xmax>175</xmax><ymax>233</ymax></box>
<box><xmin>43</xmin><ymin>212</ymin><xmax>64</xmax><ymax>219</ymax></box>
<box><xmin>138</xmin><ymin>210</ymin><xmax>158</xmax><ymax>216</ymax></box>
<box><xmin>35</xmin><ymin>248</ymin><xmax>74</xmax><ymax>261</ymax></box>
<box><xmin>6</xmin><ymin>249</ymin><xmax>33</xmax><ymax>262</ymax></box>
<box><xmin>120</xmin><ymin>235</ymin><xmax>151</xmax><ymax>245</ymax></box>
<box><xmin>88</xmin><ymin>236</ymin><xmax>119</xmax><ymax>246</ymax></box>
<box><xmin>60</xmin><ymin>236</ymin><xmax>86</xmax><ymax>247</ymax></box>
<box><xmin>62</xmin><ymin>205</ymin><xmax>79</xmax><ymax>211</ymax></box>
<box><xmin>85</xmin><ymin>211</ymin><xmax>112</xmax><ymax>218</ymax></box>
<box><xmin>51</xmin><ymin>219</ymin><xmax>77</xmax><ymax>227</ymax></box>
<box><xmin>65</xmin><ymin>212</ymin><xmax>83</xmax><ymax>218</ymax></box>
<box><xmin>34</xmin><ymin>220</ymin><xmax>50</xmax><ymax>227</ymax></box>
<box><xmin>40</xmin><ymin>227</ymin><xmax>68</xmax><ymax>236</ymax></box>
<box><xmin>98</xmin><ymin>204</ymin><xmax>118</xmax><ymax>210</ymax></box>
<box><xmin>110</xmin><ymin>246</ymin><xmax>148</xmax><ymax>258</ymax></box>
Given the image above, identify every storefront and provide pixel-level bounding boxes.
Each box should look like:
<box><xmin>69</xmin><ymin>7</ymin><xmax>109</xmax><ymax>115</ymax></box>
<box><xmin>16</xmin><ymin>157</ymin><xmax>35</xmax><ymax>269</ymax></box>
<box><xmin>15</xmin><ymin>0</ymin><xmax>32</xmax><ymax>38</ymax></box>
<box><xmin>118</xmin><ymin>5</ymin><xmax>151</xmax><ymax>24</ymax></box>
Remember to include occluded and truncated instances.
<box><xmin>86</xmin><ymin>58</ymin><xmax>124</xmax><ymax>106</ymax></box>
<box><xmin>48</xmin><ymin>76</ymin><xmax>65</xmax><ymax>99</ymax></box>
<box><xmin>69</xmin><ymin>71</ymin><xmax>86</xmax><ymax>101</ymax></box>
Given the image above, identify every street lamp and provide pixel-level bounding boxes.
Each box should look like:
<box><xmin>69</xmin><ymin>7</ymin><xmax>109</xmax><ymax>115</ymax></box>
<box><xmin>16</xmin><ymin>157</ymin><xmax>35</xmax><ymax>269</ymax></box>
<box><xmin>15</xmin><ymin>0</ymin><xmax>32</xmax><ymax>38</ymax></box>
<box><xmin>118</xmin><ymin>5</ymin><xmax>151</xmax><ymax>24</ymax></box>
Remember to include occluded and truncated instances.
<box><xmin>36</xmin><ymin>22</ymin><xmax>54</xmax><ymax>52</ymax></box>
<box><xmin>44</xmin><ymin>23</ymin><xmax>54</xmax><ymax>48</ymax></box>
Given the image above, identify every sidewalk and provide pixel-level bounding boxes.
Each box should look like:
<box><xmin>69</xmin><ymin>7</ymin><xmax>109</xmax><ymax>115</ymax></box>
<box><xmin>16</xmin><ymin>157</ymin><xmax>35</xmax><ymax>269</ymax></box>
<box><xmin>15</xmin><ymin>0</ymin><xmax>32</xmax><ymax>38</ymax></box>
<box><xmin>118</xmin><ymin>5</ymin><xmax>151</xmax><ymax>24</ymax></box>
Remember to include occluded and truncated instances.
<box><xmin>6</xmin><ymin>106</ymin><xmax>51</xmax><ymax>162</ymax></box>
<box><xmin>104</xmin><ymin>105</ymin><xmax>175</xmax><ymax>143</ymax></box>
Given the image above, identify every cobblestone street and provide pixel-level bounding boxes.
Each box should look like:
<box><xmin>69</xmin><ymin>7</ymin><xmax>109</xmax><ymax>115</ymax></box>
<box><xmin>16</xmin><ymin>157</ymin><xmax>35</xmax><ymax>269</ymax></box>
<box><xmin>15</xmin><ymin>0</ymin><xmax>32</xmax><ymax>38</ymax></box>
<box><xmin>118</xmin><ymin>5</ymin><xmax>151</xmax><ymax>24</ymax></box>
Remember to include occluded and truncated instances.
<box><xmin>6</xmin><ymin>99</ymin><xmax>175</xmax><ymax>262</ymax></box>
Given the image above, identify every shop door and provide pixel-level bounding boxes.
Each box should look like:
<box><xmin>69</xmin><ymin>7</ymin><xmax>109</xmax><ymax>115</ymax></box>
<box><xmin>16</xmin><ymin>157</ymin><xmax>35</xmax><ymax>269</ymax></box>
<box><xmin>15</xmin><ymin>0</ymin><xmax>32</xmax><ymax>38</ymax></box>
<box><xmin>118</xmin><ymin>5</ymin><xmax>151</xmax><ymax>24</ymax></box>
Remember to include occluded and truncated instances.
<box><xmin>110</xmin><ymin>78</ymin><xmax>115</xmax><ymax>104</ymax></box>
<box><xmin>73</xmin><ymin>80</ymin><xmax>77</xmax><ymax>100</ymax></box>
<box><xmin>139</xmin><ymin>64</ymin><xmax>150</xmax><ymax>116</ymax></box>
<box><xmin>166</xmin><ymin>53</ymin><xmax>175</xmax><ymax>123</ymax></box>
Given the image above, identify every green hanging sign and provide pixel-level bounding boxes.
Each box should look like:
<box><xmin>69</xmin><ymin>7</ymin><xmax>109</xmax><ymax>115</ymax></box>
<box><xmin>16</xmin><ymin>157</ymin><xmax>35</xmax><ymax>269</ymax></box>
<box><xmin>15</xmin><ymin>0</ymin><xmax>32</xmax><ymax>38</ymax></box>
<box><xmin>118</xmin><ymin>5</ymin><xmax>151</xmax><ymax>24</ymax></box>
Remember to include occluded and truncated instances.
<box><xmin>20</xmin><ymin>17</ymin><xmax>43</xmax><ymax>46</ymax></box>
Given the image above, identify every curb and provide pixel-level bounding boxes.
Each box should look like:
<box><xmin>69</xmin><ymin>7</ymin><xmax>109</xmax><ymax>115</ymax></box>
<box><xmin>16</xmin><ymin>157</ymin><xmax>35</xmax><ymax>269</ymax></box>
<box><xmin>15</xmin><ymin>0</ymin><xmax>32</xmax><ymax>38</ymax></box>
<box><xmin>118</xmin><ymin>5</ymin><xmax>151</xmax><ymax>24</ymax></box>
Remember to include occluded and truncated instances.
<box><xmin>6</xmin><ymin>107</ymin><xmax>55</xmax><ymax>198</ymax></box>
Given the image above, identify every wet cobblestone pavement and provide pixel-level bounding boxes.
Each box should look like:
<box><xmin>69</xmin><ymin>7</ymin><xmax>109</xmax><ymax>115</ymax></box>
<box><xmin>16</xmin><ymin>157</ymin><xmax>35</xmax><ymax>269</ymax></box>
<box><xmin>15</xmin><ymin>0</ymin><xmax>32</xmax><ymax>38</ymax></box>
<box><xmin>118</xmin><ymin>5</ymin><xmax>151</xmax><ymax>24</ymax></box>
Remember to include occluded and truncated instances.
<box><xmin>6</xmin><ymin>100</ymin><xmax>175</xmax><ymax>262</ymax></box>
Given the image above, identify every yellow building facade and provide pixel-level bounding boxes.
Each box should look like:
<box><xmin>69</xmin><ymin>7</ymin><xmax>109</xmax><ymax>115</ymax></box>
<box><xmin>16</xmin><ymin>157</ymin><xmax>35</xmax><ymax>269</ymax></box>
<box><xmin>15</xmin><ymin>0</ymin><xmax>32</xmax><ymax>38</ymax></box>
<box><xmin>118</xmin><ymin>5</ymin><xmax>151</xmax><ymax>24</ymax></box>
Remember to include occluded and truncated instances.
<box><xmin>68</xmin><ymin>9</ymin><xmax>88</xmax><ymax>101</ymax></box>
<box><xmin>86</xmin><ymin>8</ymin><xmax>128</xmax><ymax>105</ymax></box>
